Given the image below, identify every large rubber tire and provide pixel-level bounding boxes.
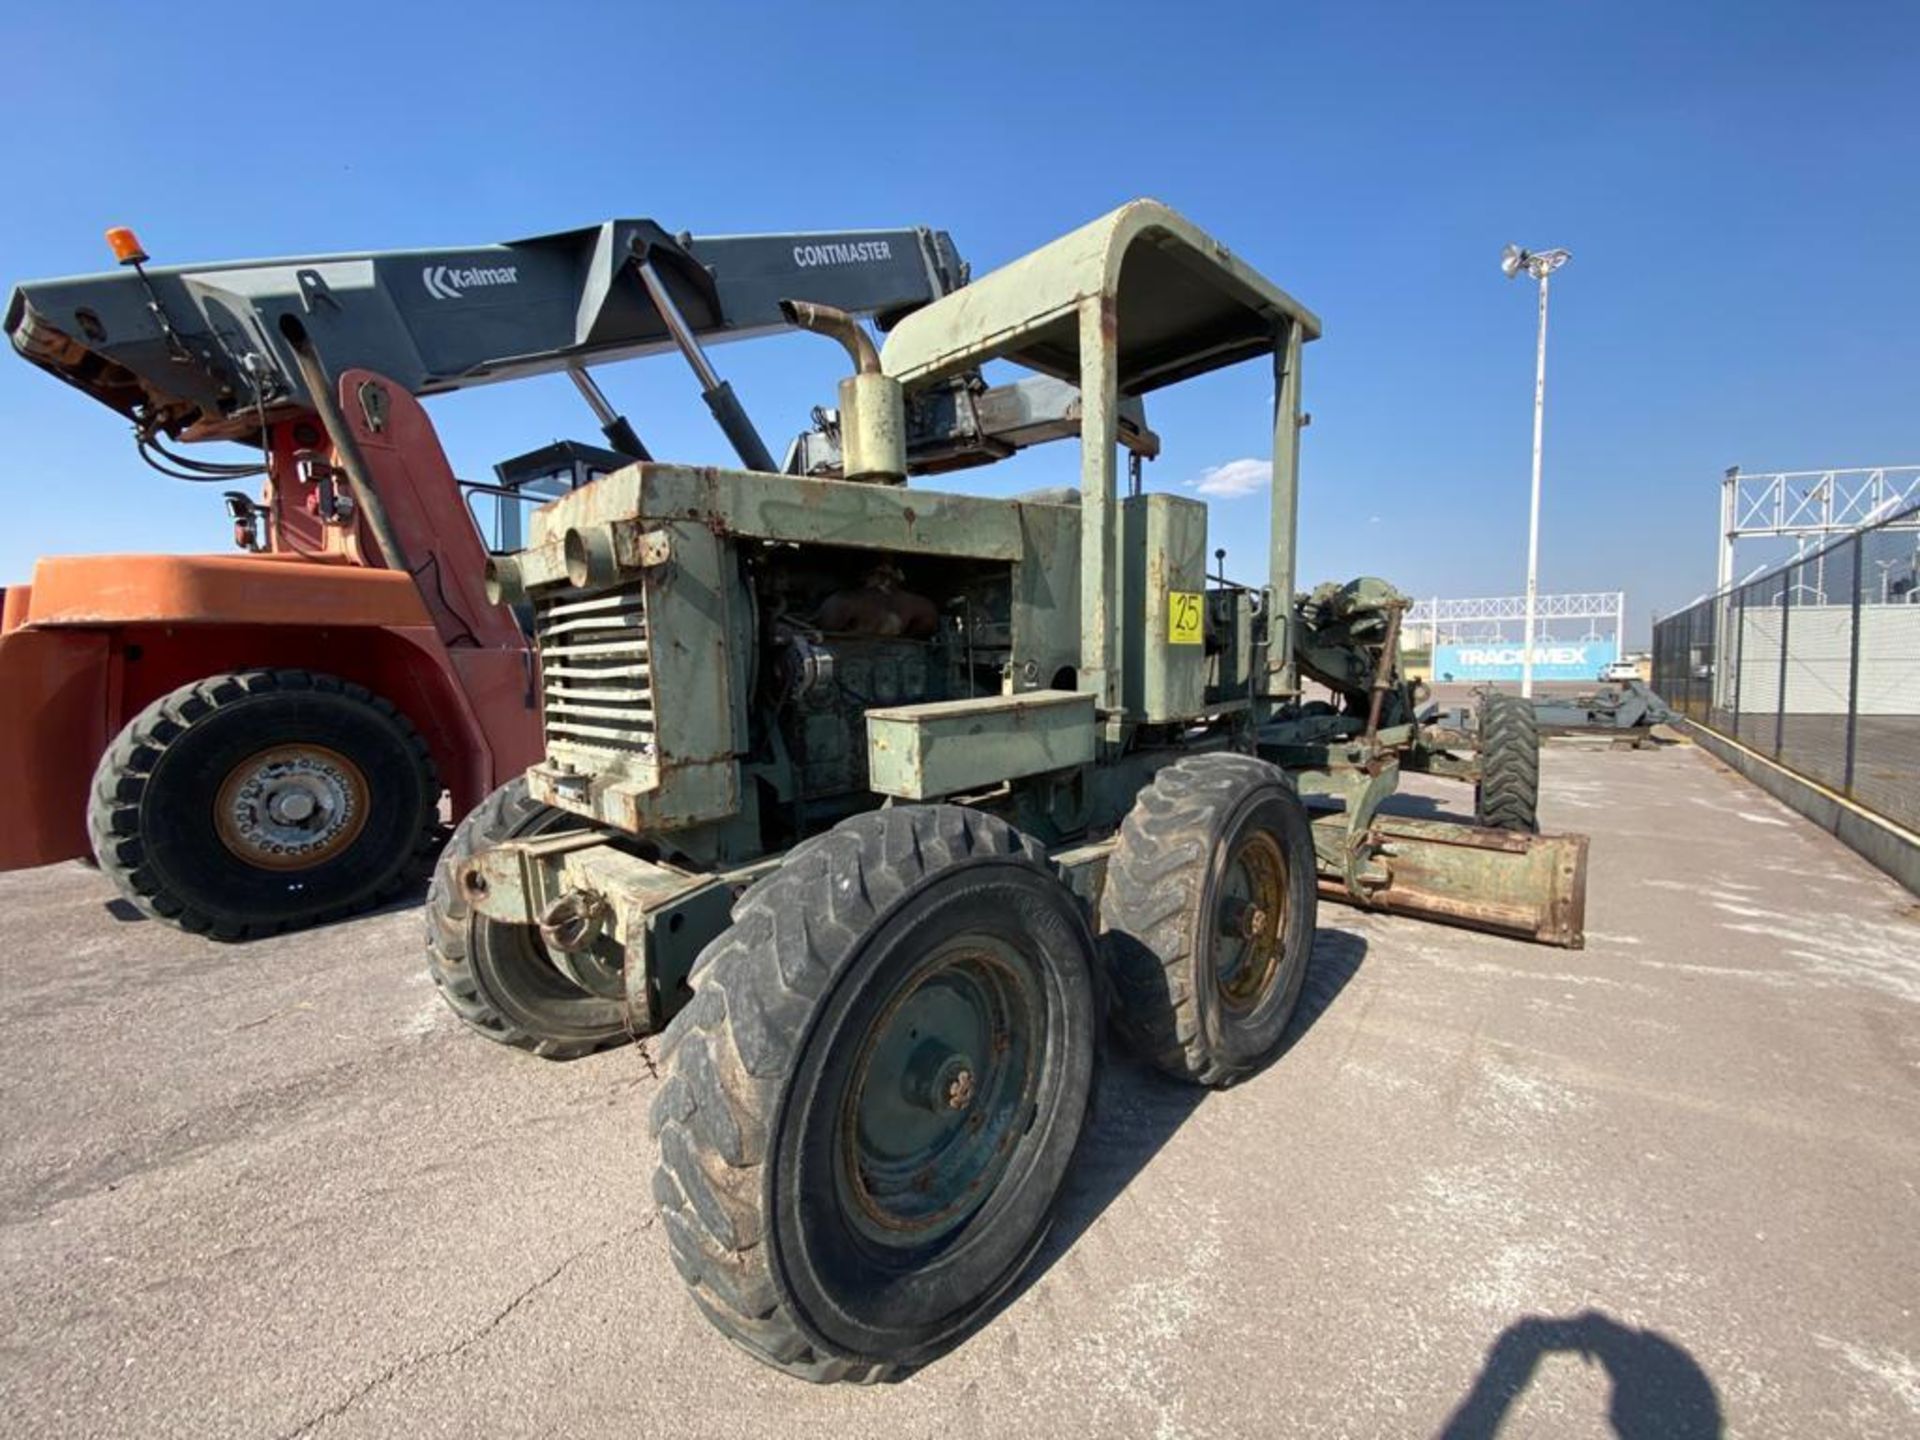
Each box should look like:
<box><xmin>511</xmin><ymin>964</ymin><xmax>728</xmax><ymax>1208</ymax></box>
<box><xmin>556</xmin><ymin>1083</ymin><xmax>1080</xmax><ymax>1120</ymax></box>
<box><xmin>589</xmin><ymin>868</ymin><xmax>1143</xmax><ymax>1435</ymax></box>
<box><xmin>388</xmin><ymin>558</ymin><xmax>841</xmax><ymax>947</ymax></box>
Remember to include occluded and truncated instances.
<box><xmin>1475</xmin><ymin>691</ymin><xmax>1541</xmax><ymax>833</ymax></box>
<box><xmin>649</xmin><ymin>805</ymin><xmax>1100</xmax><ymax>1383</ymax></box>
<box><xmin>425</xmin><ymin>777</ymin><xmax>630</xmax><ymax>1059</ymax></box>
<box><xmin>1100</xmin><ymin>753</ymin><xmax>1317</xmax><ymax>1087</ymax></box>
<box><xmin>88</xmin><ymin>669</ymin><xmax>441</xmax><ymax>940</ymax></box>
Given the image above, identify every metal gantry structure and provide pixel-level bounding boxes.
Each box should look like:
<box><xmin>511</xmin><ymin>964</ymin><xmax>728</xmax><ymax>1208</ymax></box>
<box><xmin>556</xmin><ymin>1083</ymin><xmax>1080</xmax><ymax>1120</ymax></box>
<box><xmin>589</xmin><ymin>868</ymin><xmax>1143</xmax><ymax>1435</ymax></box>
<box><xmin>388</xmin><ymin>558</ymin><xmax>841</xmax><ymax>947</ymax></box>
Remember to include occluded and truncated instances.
<box><xmin>1717</xmin><ymin>465</ymin><xmax>1920</xmax><ymax>591</ymax></box>
<box><xmin>1408</xmin><ymin>591</ymin><xmax>1626</xmax><ymax>650</ymax></box>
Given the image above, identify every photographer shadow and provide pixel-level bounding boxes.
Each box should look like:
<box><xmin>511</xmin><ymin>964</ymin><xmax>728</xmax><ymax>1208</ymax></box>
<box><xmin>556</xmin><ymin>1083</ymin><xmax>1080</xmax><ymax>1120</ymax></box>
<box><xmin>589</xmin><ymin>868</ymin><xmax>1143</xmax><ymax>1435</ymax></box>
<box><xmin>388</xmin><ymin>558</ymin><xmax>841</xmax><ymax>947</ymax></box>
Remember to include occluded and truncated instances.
<box><xmin>1439</xmin><ymin>1310</ymin><xmax>1723</xmax><ymax>1439</ymax></box>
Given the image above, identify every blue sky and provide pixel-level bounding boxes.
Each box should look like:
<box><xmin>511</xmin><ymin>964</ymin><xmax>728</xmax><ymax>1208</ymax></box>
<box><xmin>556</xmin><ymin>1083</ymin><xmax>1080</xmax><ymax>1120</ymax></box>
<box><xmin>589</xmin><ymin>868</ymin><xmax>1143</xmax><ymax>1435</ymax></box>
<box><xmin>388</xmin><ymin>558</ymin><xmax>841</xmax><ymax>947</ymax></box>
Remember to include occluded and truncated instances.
<box><xmin>2</xmin><ymin>2</ymin><xmax>1914</xmax><ymax>644</ymax></box>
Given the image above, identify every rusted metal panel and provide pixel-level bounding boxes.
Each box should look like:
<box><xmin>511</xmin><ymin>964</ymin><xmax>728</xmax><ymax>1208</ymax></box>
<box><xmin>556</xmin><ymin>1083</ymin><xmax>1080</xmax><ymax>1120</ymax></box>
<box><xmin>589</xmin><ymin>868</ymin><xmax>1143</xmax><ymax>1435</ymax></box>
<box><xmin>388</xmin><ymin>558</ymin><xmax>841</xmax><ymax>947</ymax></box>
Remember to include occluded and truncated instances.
<box><xmin>460</xmin><ymin>831</ymin><xmax>737</xmax><ymax>1037</ymax></box>
<box><xmin>1009</xmin><ymin>500</ymin><xmax>1083</xmax><ymax>697</ymax></box>
<box><xmin>866</xmin><ymin>690</ymin><xmax>1095</xmax><ymax>799</ymax></box>
<box><xmin>518</xmin><ymin>465</ymin><xmax>1026</xmax><ymax>589</ymax></box>
<box><xmin>1121</xmin><ymin>492</ymin><xmax>1208</xmax><ymax>721</ymax></box>
<box><xmin>1313</xmin><ymin>813</ymin><xmax>1589</xmax><ymax>948</ymax></box>
<box><xmin>526</xmin><ymin>518</ymin><xmax>744</xmax><ymax>833</ymax></box>
<box><xmin>676</xmin><ymin>468</ymin><xmax>1022</xmax><ymax>558</ymax></box>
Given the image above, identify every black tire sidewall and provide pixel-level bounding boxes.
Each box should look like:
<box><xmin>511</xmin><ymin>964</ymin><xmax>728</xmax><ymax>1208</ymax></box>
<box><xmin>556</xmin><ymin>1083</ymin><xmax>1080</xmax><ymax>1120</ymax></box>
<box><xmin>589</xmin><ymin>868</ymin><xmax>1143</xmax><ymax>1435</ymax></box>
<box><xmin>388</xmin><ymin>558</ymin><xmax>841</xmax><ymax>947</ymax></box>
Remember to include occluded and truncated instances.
<box><xmin>139</xmin><ymin>689</ymin><xmax>431</xmax><ymax>925</ymax></box>
<box><xmin>771</xmin><ymin>856</ymin><xmax>1098</xmax><ymax>1365</ymax></box>
<box><xmin>1191</xmin><ymin>783</ymin><xmax>1317</xmax><ymax>1072</ymax></box>
<box><xmin>466</xmin><ymin>904</ymin><xmax>627</xmax><ymax>1045</ymax></box>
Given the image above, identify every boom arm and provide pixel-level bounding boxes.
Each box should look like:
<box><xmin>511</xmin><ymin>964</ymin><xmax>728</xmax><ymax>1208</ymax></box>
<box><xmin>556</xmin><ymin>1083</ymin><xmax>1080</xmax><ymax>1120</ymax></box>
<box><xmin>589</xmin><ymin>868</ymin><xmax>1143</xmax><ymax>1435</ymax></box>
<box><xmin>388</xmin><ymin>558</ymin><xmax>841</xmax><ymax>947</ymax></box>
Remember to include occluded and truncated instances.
<box><xmin>5</xmin><ymin>220</ymin><xmax>967</xmax><ymax>445</ymax></box>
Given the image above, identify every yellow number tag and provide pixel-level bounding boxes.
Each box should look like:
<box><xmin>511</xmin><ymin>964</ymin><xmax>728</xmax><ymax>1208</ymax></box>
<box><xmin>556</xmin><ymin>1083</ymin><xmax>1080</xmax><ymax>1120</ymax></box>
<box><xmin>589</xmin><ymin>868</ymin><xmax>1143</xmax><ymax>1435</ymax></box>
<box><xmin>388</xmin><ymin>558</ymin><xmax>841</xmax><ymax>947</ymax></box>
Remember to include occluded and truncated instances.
<box><xmin>1167</xmin><ymin>591</ymin><xmax>1204</xmax><ymax>645</ymax></box>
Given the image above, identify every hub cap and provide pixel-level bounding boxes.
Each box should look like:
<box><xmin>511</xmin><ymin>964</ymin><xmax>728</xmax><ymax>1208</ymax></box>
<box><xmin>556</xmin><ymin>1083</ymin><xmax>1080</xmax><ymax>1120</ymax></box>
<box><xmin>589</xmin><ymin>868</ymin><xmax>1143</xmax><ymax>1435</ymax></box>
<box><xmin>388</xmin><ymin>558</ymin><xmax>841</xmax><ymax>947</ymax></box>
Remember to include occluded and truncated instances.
<box><xmin>214</xmin><ymin>744</ymin><xmax>370</xmax><ymax>871</ymax></box>
<box><xmin>838</xmin><ymin>939</ymin><xmax>1041</xmax><ymax>1248</ymax></box>
<box><xmin>1214</xmin><ymin>830</ymin><xmax>1287</xmax><ymax>1010</ymax></box>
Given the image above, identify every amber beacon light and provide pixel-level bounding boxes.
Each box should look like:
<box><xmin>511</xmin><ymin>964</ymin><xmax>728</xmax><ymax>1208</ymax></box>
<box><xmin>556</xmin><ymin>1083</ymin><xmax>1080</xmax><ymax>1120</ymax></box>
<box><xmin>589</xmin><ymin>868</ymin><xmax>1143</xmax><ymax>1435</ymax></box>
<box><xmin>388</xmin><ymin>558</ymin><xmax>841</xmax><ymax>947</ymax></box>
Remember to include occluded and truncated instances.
<box><xmin>105</xmin><ymin>226</ymin><xmax>150</xmax><ymax>266</ymax></box>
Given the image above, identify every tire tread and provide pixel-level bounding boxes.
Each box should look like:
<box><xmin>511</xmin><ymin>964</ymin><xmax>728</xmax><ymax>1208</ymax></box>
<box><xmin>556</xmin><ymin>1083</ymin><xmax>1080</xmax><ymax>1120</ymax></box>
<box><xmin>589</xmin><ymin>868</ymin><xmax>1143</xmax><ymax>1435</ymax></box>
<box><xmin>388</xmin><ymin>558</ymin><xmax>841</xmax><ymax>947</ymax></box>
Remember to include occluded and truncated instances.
<box><xmin>648</xmin><ymin>804</ymin><xmax>1056</xmax><ymax>1384</ymax></box>
<box><xmin>1100</xmin><ymin>752</ymin><xmax>1304</xmax><ymax>1086</ymax></box>
<box><xmin>87</xmin><ymin>667</ymin><xmax>442</xmax><ymax>941</ymax></box>
<box><xmin>424</xmin><ymin>777</ymin><xmax>627</xmax><ymax>1059</ymax></box>
<box><xmin>1476</xmin><ymin>692</ymin><xmax>1541</xmax><ymax>833</ymax></box>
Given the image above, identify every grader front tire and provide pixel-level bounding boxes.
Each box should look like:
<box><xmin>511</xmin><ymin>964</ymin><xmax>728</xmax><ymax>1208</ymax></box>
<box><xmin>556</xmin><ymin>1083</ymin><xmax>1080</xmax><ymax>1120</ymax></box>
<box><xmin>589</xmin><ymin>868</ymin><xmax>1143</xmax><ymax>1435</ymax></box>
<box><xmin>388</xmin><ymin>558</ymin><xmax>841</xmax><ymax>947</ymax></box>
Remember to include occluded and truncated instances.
<box><xmin>425</xmin><ymin>777</ymin><xmax>630</xmax><ymax>1059</ymax></box>
<box><xmin>649</xmin><ymin>805</ymin><xmax>1100</xmax><ymax>1382</ymax></box>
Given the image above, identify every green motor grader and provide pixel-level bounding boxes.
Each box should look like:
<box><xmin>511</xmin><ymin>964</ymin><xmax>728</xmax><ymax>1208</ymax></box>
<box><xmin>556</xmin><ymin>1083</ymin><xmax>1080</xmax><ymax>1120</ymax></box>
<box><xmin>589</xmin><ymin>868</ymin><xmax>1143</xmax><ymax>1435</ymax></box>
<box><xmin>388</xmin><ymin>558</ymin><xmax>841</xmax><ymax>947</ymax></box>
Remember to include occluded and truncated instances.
<box><xmin>429</xmin><ymin>200</ymin><xmax>1587</xmax><ymax>1382</ymax></box>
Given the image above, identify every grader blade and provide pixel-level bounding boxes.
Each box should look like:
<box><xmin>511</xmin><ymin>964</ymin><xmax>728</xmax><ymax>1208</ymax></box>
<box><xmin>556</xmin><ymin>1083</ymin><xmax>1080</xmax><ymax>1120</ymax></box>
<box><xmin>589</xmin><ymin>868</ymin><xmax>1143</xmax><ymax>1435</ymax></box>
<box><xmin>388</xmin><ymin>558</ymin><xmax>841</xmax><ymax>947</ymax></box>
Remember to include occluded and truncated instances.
<box><xmin>1312</xmin><ymin>813</ymin><xmax>1588</xmax><ymax>948</ymax></box>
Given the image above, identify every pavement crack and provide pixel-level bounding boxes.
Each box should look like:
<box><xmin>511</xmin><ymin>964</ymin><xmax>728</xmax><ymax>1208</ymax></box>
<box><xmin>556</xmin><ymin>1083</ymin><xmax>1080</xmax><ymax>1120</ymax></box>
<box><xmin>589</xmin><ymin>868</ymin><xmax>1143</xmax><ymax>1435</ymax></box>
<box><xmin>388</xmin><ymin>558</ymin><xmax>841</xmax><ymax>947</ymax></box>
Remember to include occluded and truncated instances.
<box><xmin>231</xmin><ymin>1001</ymin><xmax>314</xmax><ymax>1033</ymax></box>
<box><xmin>273</xmin><ymin>1222</ymin><xmax>651</xmax><ymax>1440</ymax></box>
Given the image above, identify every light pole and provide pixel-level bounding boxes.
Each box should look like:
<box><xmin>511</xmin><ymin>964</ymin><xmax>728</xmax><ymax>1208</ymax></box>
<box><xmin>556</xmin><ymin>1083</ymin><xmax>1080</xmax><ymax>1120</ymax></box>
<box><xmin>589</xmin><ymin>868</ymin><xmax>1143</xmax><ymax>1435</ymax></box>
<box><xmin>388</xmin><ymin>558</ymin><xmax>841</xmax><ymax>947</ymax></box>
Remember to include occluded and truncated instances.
<box><xmin>1501</xmin><ymin>243</ymin><xmax>1571</xmax><ymax>697</ymax></box>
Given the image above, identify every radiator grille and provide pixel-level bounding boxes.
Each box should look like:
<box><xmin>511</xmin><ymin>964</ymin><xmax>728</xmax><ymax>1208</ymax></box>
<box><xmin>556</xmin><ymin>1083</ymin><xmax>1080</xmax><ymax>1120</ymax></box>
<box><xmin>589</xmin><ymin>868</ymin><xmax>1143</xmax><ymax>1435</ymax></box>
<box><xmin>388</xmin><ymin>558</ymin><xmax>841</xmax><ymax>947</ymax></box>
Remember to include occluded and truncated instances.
<box><xmin>535</xmin><ymin>581</ymin><xmax>654</xmax><ymax>755</ymax></box>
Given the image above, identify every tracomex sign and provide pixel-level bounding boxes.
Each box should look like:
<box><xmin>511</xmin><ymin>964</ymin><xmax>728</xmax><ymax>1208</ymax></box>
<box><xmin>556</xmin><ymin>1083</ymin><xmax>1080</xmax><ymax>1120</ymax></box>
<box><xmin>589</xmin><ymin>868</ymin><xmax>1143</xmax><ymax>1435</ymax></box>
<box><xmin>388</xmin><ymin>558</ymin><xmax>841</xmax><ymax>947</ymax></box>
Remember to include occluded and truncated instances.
<box><xmin>1433</xmin><ymin>640</ymin><xmax>1617</xmax><ymax>683</ymax></box>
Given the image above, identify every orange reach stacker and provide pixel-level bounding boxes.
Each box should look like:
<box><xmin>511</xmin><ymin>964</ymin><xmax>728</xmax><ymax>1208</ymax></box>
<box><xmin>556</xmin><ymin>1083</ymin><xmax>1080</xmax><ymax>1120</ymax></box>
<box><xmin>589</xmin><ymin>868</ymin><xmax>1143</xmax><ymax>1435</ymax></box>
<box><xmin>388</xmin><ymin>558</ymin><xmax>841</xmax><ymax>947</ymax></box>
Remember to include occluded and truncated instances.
<box><xmin>0</xmin><ymin>216</ymin><xmax>1114</xmax><ymax>937</ymax></box>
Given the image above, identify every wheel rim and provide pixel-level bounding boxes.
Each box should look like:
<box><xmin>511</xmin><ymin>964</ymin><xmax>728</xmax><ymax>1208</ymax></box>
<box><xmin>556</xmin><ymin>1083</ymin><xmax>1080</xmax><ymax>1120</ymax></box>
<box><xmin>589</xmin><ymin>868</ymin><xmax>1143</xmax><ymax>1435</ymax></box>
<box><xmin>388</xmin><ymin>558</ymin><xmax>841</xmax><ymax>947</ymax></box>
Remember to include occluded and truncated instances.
<box><xmin>1213</xmin><ymin>829</ymin><xmax>1288</xmax><ymax>1011</ymax></box>
<box><xmin>836</xmin><ymin>938</ymin><xmax>1042</xmax><ymax>1249</ymax></box>
<box><xmin>214</xmin><ymin>744</ymin><xmax>370</xmax><ymax>870</ymax></box>
<box><xmin>471</xmin><ymin>916</ymin><xmax>626</xmax><ymax>1027</ymax></box>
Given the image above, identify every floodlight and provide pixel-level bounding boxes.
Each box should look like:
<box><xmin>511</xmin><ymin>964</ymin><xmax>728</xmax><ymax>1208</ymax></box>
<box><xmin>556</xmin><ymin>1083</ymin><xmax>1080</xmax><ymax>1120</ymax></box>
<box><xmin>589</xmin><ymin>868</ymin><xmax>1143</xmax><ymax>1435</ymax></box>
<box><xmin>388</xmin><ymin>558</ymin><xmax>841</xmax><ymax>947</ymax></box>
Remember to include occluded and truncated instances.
<box><xmin>1501</xmin><ymin>244</ymin><xmax>1571</xmax><ymax>281</ymax></box>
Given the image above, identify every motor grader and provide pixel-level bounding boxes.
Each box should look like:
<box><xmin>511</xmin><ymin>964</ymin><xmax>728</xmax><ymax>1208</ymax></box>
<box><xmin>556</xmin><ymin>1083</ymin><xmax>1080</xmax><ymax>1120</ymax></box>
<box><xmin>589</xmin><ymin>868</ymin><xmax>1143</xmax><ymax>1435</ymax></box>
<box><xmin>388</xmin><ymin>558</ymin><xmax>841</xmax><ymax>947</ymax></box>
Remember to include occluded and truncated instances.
<box><xmin>430</xmin><ymin>199</ymin><xmax>1589</xmax><ymax>1382</ymax></box>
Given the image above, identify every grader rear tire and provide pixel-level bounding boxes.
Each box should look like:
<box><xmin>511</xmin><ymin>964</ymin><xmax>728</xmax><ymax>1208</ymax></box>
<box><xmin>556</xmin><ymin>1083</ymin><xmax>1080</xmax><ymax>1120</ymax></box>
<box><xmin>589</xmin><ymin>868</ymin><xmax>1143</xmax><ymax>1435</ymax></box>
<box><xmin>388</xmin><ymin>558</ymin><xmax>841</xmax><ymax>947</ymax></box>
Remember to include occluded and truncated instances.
<box><xmin>649</xmin><ymin>805</ymin><xmax>1100</xmax><ymax>1382</ymax></box>
<box><xmin>1475</xmin><ymin>691</ymin><xmax>1541</xmax><ymax>833</ymax></box>
<box><xmin>1100</xmin><ymin>753</ymin><xmax>1317</xmax><ymax>1087</ymax></box>
<box><xmin>425</xmin><ymin>777</ymin><xmax>630</xmax><ymax>1059</ymax></box>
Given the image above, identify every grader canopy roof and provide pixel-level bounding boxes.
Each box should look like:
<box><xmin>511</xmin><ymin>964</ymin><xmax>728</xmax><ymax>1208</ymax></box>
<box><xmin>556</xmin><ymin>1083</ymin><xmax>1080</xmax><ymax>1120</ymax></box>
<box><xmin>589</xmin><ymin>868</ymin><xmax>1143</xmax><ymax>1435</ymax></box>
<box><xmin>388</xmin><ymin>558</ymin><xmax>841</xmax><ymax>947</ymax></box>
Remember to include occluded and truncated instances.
<box><xmin>876</xmin><ymin>200</ymin><xmax>1324</xmax><ymax>720</ymax></box>
<box><xmin>880</xmin><ymin>199</ymin><xmax>1321</xmax><ymax>394</ymax></box>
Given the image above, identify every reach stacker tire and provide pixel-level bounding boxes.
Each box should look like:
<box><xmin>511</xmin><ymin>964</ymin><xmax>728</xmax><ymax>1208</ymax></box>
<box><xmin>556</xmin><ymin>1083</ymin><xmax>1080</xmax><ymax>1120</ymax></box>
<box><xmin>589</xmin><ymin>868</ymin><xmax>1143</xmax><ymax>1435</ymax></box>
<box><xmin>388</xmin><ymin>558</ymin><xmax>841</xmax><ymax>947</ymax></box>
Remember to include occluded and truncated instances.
<box><xmin>88</xmin><ymin>669</ymin><xmax>441</xmax><ymax>940</ymax></box>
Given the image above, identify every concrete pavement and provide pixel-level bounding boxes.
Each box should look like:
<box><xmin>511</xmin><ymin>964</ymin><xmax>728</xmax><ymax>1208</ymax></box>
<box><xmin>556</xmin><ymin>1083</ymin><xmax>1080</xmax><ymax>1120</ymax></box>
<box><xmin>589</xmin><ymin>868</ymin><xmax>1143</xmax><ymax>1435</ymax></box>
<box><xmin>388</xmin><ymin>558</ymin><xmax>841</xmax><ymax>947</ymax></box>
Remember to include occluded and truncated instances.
<box><xmin>2</xmin><ymin>741</ymin><xmax>1916</xmax><ymax>1438</ymax></box>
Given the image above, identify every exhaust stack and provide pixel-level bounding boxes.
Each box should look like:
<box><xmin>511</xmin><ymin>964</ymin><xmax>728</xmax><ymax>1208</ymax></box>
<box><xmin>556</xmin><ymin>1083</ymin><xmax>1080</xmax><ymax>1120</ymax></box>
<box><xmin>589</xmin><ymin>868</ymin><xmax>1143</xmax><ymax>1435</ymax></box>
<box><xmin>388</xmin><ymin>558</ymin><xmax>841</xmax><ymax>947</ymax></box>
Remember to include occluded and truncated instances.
<box><xmin>779</xmin><ymin>300</ymin><xmax>905</xmax><ymax>484</ymax></box>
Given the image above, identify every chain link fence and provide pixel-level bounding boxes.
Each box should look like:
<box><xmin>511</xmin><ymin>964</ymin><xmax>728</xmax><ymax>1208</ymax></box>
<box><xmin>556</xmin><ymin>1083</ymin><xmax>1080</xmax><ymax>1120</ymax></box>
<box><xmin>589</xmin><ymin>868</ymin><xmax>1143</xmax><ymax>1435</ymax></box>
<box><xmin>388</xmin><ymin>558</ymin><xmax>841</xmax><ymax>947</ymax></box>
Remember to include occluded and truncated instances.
<box><xmin>1652</xmin><ymin>503</ymin><xmax>1920</xmax><ymax>833</ymax></box>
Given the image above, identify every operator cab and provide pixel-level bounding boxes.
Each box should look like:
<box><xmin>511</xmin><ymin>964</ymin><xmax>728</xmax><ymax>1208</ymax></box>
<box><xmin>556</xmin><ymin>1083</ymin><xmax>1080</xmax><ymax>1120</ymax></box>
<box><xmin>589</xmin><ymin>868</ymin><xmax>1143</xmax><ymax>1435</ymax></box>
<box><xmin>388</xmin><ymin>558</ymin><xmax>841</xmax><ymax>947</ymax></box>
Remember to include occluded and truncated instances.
<box><xmin>474</xmin><ymin>440</ymin><xmax>631</xmax><ymax>635</ymax></box>
<box><xmin>475</xmin><ymin>440</ymin><xmax>630</xmax><ymax>554</ymax></box>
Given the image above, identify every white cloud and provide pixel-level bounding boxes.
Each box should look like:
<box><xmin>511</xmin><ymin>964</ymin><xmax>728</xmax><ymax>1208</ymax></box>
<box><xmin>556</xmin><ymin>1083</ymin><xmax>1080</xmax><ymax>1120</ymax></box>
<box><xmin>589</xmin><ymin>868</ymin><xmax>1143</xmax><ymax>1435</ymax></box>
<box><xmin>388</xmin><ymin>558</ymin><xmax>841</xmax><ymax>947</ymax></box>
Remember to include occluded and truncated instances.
<box><xmin>1185</xmin><ymin>457</ymin><xmax>1271</xmax><ymax>498</ymax></box>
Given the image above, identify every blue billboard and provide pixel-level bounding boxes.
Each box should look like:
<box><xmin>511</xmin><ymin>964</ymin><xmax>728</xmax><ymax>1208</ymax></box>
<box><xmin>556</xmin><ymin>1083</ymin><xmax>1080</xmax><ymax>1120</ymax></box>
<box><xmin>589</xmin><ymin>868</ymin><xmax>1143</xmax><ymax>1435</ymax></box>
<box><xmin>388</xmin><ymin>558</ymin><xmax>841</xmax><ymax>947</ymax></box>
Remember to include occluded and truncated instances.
<box><xmin>1432</xmin><ymin>639</ymin><xmax>1617</xmax><ymax>683</ymax></box>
